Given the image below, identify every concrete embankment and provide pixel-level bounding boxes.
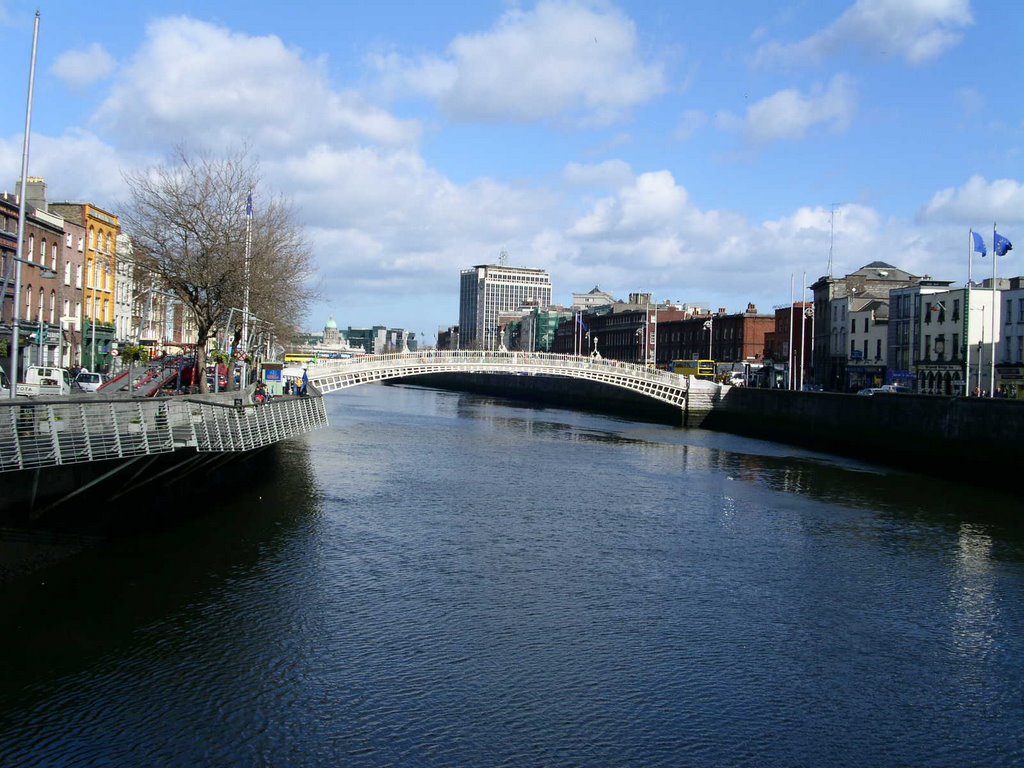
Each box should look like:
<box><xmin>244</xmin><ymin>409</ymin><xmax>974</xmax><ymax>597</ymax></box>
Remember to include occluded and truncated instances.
<box><xmin>706</xmin><ymin>387</ymin><xmax>1023</xmax><ymax>489</ymax></box>
<box><xmin>400</xmin><ymin>373</ymin><xmax>1023</xmax><ymax>492</ymax></box>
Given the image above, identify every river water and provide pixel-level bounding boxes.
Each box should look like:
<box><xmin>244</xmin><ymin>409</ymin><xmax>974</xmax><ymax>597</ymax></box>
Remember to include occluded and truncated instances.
<box><xmin>1</xmin><ymin>382</ymin><xmax>1022</xmax><ymax>767</ymax></box>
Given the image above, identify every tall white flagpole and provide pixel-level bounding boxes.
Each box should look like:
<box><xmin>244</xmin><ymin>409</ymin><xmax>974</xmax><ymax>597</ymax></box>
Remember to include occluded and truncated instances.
<box><xmin>990</xmin><ymin>223</ymin><xmax>997</xmax><ymax>397</ymax></box>
<box><xmin>8</xmin><ymin>11</ymin><xmax>40</xmax><ymax>398</ymax></box>
<box><xmin>788</xmin><ymin>274</ymin><xmax>795</xmax><ymax>389</ymax></box>
<box><xmin>799</xmin><ymin>271</ymin><xmax>806</xmax><ymax>392</ymax></box>
<box><xmin>965</xmin><ymin>230</ymin><xmax>972</xmax><ymax>395</ymax></box>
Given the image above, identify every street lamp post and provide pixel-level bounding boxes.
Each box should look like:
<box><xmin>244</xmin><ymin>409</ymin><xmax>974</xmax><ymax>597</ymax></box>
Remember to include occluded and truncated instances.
<box><xmin>7</xmin><ymin>11</ymin><xmax>40</xmax><ymax>399</ymax></box>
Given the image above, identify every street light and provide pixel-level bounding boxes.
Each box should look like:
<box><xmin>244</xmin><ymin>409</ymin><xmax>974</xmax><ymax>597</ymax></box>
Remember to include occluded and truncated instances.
<box><xmin>703</xmin><ymin>316</ymin><xmax>713</xmax><ymax>360</ymax></box>
<box><xmin>5</xmin><ymin>255</ymin><xmax>57</xmax><ymax>399</ymax></box>
<box><xmin>6</xmin><ymin>12</ymin><xmax>39</xmax><ymax>399</ymax></box>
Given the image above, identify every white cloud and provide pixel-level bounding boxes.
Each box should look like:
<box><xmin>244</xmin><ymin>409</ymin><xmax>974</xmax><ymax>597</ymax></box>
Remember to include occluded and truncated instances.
<box><xmin>742</xmin><ymin>74</ymin><xmax>856</xmax><ymax>143</ymax></box>
<box><xmin>0</xmin><ymin>129</ymin><xmax>134</xmax><ymax>207</ymax></box>
<box><xmin>94</xmin><ymin>17</ymin><xmax>421</xmax><ymax>152</ymax></box>
<box><xmin>52</xmin><ymin>43</ymin><xmax>116</xmax><ymax>89</ymax></box>
<box><xmin>376</xmin><ymin>0</ymin><xmax>667</xmax><ymax>125</ymax></box>
<box><xmin>562</xmin><ymin>159</ymin><xmax>634</xmax><ymax>188</ymax></box>
<box><xmin>754</xmin><ymin>0</ymin><xmax>974</xmax><ymax>68</ymax></box>
<box><xmin>919</xmin><ymin>175</ymin><xmax>1024</xmax><ymax>224</ymax></box>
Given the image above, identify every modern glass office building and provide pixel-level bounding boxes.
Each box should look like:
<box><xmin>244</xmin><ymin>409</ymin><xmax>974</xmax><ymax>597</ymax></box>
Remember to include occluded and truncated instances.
<box><xmin>459</xmin><ymin>264</ymin><xmax>552</xmax><ymax>349</ymax></box>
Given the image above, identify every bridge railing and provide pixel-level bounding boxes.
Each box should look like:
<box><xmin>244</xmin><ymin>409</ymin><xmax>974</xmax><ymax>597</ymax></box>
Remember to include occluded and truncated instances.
<box><xmin>306</xmin><ymin>351</ymin><xmax>685</xmax><ymax>385</ymax></box>
<box><xmin>0</xmin><ymin>390</ymin><xmax>328</xmax><ymax>474</ymax></box>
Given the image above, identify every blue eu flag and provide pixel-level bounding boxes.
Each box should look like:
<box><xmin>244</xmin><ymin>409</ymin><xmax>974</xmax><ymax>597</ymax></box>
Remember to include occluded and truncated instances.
<box><xmin>972</xmin><ymin>230</ymin><xmax>987</xmax><ymax>257</ymax></box>
<box><xmin>994</xmin><ymin>231</ymin><xmax>1012</xmax><ymax>257</ymax></box>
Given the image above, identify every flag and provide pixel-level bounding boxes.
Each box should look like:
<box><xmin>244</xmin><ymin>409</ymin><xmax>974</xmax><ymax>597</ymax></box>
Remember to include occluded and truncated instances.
<box><xmin>579</xmin><ymin>317</ymin><xmax>589</xmax><ymax>333</ymax></box>
<box><xmin>972</xmin><ymin>230</ymin><xmax>987</xmax><ymax>257</ymax></box>
<box><xmin>994</xmin><ymin>231</ymin><xmax>1012</xmax><ymax>257</ymax></box>
<box><xmin>246</xmin><ymin>192</ymin><xmax>253</xmax><ymax>217</ymax></box>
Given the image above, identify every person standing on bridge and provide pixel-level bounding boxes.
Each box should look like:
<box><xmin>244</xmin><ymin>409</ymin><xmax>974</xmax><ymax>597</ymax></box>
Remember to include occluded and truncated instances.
<box><xmin>300</xmin><ymin>368</ymin><xmax>309</xmax><ymax>396</ymax></box>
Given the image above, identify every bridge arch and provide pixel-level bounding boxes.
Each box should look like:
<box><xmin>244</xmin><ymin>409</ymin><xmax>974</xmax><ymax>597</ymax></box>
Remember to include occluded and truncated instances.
<box><xmin>304</xmin><ymin>351</ymin><xmax>718</xmax><ymax>410</ymax></box>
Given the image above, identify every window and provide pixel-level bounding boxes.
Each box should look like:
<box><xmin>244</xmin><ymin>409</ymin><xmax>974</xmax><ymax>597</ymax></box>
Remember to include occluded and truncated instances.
<box><xmin>875</xmin><ymin>338</ymin><xmax>882</xmax><ymax>360</ymax></box>
<box><xmin>952</xmin><ymin>334</ymin><xmax>959</xmax><ymax>360</ymax></box>
<box><xmin>850</xmin><ymin>339</ymin><xmax>855</xmax><ymax>356</ymax></box>
<box><xmin>925</xmin><ymin>302</ymin><xmax>932</xmax><ymax>323</ymax></box>
<box><xmin>851</xmin><ymin>318</ymin><xmax>856</xmax><ymax>333</ymax></box>
<box><xmin>924</xmin><ymin>335</ymin><xmax>931</xmax><ymax>359</ymax></box>
<box><xmin>28</xmin><ymin>234</ymin><xmax>34</xmax><ymax>261</ymax></box>
<box><xmin>1007</xmin><ymin>299</ymin><xmax>1013</xmax><ymax>324</ymax></box>
<box><xmin>1019</xmin><ymin>298</ymin><xmax>1024</xmax><ymax>323</ymax></box>
<box><xmin>64</xmin><ymin>260</ymin><xmax>71</xmax><ymax>285</ymax></box>
<box><xmin>864</xmin><ymin>317</ymin><xmax>869</xmax><ymax>333</ymax></box>
<box><xmin>863</xmin><ymin>339</ymin><xmax>868</xmax><ymax>359</ymax></box>
<box><xmin>953</xmin><ymin>298</ymin><xmax>960</xmax><ymax>322</ymax></box>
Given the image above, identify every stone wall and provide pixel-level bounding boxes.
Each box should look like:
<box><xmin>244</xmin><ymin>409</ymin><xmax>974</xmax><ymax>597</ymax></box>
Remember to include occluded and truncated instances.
<box><xmin>706</xmin><ymin>388</ymin><xmax>1023</xmax><ymax>488</ymax></box>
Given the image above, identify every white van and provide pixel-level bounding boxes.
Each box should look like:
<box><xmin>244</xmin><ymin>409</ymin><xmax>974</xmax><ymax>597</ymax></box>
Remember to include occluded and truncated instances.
<box><xmin>75</xmin><ymin>371</ymin><xmax>107</xmax><ymax>392</ymax></box>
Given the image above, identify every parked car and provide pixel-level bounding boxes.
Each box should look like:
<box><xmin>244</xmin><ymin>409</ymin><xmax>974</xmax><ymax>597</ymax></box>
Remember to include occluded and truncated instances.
<box><xmin>858</xmin><ymin>385</ymin><xmax>903</xmax><ymax>396</ymax></box>
<box><xmin>75</xmin><ymin>371</ymin><xmax>107</xmax><ymax>392</ymax></box>
<box><xmin>725</xmin><ymin>372</ymin><xmax>746</xmax><ymax>386</ymax></box>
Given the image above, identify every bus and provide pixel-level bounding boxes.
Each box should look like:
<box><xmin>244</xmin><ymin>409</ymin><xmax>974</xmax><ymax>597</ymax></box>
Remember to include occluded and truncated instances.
<box><xmin>671</xmin><ymin>359</ymin><xmax>716</xmax><ymax>379</ymax></box>
<box><xmin>284</xmin><ymin>353</ymin><xmax>316</xmax><ymax>365</ymax></box>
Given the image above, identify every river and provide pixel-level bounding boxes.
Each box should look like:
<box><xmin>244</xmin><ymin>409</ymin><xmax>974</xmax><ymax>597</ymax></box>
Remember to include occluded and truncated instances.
<box><xmin>0</xmin><ymin>382</ymin><xmax>1022</xmax><ymax>767</ymax></box>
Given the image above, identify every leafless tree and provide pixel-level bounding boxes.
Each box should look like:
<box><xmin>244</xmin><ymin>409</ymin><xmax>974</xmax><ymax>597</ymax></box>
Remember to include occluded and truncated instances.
<box><xmin>121</xmin><ymin>145</ymin><xmax>318</xmax><ymax>393</ymax></box>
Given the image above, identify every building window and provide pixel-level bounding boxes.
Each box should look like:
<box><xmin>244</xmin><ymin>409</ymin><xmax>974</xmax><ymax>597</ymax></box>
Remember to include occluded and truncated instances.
<box><xmin>851</xmin><ymin>318</ymin><xmax>856</xmax><ymax>333</ymax></box>
<box><xmin>924</xmin><ymin>335</ymin><xmax>931</xmax><ymax>360</ymax></box>
<box><xmin>1018</xmin><ymin>298</ymin><xmax>1024</xmax><ymax>323</ymax></box>
<box><xmin>850</xmin><ymin>339</ymin><xmax>855</xmax><ymax>356</ymax></box>
<box><xmin>952</xmin><ymin>333</ymin><xmax>959</xmax><ymax>360</ymax></box>
<box><xmin>875</xmin><ymin>339</ymin><xmax>882</xmax><ymax>360</ymax></box>
<box><xmin>1007</xmin><ymin>299</ymin><xmax>1013</xmax><ymax>324</ymax></box>
<box><xmin>925</xmin><ymin>302</ymin><xmax>932</xmax><ymax>323</ymax></box>
<box><xmin>952</xmin><ymin>299</ymin><xmax>960</xmax><ymax>323</ymax></box>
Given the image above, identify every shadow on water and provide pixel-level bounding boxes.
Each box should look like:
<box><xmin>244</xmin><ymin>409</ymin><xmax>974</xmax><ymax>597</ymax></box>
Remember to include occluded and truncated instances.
<box><xmin>0</xmin><ymin>438</ymin><xmax>324</xmax><ymax>712</ymax></box>
<box><xmin>407</xmin><ymin>385</ymin><xmax>1024</xmax><ymax>547</ymax></box>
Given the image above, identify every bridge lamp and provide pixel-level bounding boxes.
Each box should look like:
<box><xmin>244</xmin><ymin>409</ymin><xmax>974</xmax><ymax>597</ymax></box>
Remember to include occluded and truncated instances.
<box><xmin>7</xmin><ymin>255</ymin><xmax>58</xmax><ymax>399</ymax></box>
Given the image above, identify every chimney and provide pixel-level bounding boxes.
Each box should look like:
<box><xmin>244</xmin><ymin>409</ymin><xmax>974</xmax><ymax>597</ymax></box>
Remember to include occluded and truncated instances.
<box><xmin>15</xmin><ymin>176</ymin><xmax>47</xmax><ymax>211</ymax></box>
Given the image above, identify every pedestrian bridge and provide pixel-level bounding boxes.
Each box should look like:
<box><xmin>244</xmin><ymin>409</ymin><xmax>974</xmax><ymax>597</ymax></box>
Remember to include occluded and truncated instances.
<box><xmin>1</xmin><ymin>353</ymin><xmax>722</xmax><ymax>478</ymax></box>
<box><xmin>303</xmin><ymin>350</ymin><xmax>718</xmax><ymax>410</ymax></box>
<box><xmin>0</xmin><ymin>351</ymin><xmax>727</xmax><ymax>515</ymax></box>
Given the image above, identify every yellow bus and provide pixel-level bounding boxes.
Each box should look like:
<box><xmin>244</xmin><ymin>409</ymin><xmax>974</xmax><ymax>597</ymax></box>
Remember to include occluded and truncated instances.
<box><xmin>284</xmin><ymin>353</ymin><xmax>316</xmax><ymax>365</ymax></box>
<box><xmin>671</xmin><ymin>359</ymin><xmax>716</xmax><ymax>379</ymax></box>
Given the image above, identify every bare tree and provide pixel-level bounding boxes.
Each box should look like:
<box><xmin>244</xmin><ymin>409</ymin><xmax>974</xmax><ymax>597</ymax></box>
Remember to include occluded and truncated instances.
<box><xmin>121</xmin><ymin>146</ymin><xmax>317</xmax><ymax>393</ymax></box>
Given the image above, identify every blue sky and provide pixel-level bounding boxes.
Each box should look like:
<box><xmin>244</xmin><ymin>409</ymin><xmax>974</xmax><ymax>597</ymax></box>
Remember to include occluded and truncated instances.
<box><xmin>1</xmin><ymin>0</ymin><xmax>1021</xmax><ymax>342</ymax></box>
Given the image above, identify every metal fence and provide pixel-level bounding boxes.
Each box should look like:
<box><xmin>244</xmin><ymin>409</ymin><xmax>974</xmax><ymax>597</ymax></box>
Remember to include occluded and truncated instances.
<box><xmin>0</xmin><ymin>390</ymin><xmax>328</xmax><ymax>473</ymax></box>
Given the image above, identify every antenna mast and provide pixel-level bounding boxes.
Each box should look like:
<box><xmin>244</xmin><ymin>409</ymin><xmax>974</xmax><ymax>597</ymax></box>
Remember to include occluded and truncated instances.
<box><xmin>498</xmin><ymin>249</ymin><xmax>508</xmax><ymax>267</ymax></box>
<box><xmin>827</xmin><ymin>203</ymin><xmax>839</xmax><ymax>278</ymax></box>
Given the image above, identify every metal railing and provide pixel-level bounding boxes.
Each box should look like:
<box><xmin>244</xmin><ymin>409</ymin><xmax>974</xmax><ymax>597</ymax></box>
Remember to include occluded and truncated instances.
<box><xmin>0</xmin><ymin>389</ymin><xmax>328</xmax><ymax>473</ymax></box>
<box><xmin>304</xmin><ymin>350</ymin><xmax>709</xmax><ymax>409</ymax></box>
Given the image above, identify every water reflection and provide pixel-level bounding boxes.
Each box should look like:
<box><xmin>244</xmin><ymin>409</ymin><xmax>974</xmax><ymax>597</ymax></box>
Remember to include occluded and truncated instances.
<box><xmin>0</xmin><ymin>440</ymin><xmax>324</xmax><ymax>715</ymax></box>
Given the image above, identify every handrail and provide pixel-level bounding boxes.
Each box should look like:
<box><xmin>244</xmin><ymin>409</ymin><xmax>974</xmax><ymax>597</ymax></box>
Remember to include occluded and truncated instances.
<box><xmin>0</xmin><ymin>389</ymin><xmax>328</xmax><ymax>473</ymax></box>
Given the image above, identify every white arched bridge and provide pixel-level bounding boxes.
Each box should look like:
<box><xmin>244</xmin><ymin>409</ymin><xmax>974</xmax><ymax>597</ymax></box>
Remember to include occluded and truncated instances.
<box><xmin>0</xmin><ymin>351</ymin><xmax>725</xmax><ymax>492</ymax></box>
<box><xmin>303</xmin><ymin>350</ymin><xmax>721</xmax><ymax>411</ymax></box>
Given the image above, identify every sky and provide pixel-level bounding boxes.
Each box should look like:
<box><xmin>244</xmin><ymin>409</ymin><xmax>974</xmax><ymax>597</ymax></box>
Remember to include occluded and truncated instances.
<box><xmin>1</xmin><ymin>0</ymin><xmax>1022</xmax><ymax>343</ymax></box>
